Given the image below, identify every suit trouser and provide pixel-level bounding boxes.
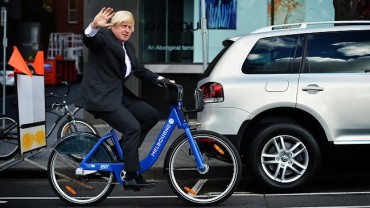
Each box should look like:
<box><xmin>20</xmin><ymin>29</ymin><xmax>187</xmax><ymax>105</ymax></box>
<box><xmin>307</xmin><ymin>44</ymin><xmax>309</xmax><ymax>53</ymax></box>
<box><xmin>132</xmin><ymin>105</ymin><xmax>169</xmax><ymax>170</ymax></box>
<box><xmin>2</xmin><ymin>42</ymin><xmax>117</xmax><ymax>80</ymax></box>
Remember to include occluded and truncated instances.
<box><xmin>88</xmin><ymin>96</ymin><xmax>159</xmax><ymax>172</ymax></box>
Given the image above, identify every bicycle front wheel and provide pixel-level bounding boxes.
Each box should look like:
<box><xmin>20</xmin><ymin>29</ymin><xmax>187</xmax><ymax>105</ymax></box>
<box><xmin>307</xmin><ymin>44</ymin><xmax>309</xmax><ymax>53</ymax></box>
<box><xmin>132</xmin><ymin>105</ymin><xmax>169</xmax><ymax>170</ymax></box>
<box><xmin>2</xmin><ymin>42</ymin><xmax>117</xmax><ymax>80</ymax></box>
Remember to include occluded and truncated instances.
<box><xmin>57</xmin><ymin>118</ymin><xmax>98</xmax><ymax>138</ymax></box>
<box><xmin>165</xmin><ymin>130</ymin><xmax>242</xmax><ymax>206</ymax></box>
<box><xmin>0</xmin><ymin>116</ymin><xmax>19</xmax><ymax>160</ymax></box>
<box><xmin>47</xmin><ymin>132</ymin><xmax>116</xmax><ymax>206</ymax></box>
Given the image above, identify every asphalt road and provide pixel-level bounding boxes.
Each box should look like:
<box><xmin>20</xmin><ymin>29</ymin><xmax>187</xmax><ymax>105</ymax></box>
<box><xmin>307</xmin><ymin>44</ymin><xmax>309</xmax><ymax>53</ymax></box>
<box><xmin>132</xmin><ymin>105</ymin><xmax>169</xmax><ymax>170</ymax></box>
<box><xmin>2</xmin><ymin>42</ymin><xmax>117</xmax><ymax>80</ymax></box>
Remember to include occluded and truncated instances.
<box><xmin>3</xmin><ymin>175</ymin><xmax>370</xmax><ymax>207</ymax></box>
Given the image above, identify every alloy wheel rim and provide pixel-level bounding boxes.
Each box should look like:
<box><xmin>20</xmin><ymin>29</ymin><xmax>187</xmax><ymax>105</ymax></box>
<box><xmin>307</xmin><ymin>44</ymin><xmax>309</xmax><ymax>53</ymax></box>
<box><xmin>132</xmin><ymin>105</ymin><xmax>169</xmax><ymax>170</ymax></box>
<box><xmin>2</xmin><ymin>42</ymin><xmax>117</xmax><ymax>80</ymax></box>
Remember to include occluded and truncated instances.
<box><xmin>260</xmin><ymin>135</ymin><xmax>309</xmax><ymax>183</ymax></box>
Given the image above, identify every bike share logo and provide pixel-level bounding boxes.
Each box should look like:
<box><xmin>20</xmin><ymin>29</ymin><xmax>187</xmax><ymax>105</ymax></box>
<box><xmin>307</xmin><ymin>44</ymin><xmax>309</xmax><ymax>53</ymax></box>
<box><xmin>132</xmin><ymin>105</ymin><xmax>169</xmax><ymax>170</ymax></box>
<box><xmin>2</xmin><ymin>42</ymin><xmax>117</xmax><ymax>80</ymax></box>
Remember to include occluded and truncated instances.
<box><xmin>168</xmin><ymin>118</ymin><xmax>174</xmax><ymax>125</ymax></box>
<box><xmin>151</xmin><ymin>119</ymin><xmax>174</xmax><ymax>157</ymax></box>
<box><xmin>100</xmin><ymin>164</ymin><xmax>109</xmax><ymax>170</ymax></box>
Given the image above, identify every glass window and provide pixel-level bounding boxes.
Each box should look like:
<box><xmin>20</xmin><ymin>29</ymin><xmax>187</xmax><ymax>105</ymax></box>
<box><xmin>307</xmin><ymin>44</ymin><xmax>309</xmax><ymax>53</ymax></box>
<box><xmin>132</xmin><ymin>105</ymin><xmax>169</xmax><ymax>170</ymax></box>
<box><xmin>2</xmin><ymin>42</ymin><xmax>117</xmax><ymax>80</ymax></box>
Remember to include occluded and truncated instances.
<box><xmin>68</xmin><ymin>0</ymin><xmax>78</xmax><ymax>24</ymax></box>
<box><xmin>200</xmin><ymin>39</ymin><xmax>234</xmax><ymax>79</ymax></box>
<box><xmin>305</xmin><ymin>31</ymin><xmax>370</xmax><ymax>73</ymax></box>
<box><xmin>242</xmin><ymin>35</ymin><xmax>300</xmax><ymax>74</ymax></box>
<box><xmin>140</xmin><ymin>0</ymin><xmax>194</xmax><ymax>63</ymax></box>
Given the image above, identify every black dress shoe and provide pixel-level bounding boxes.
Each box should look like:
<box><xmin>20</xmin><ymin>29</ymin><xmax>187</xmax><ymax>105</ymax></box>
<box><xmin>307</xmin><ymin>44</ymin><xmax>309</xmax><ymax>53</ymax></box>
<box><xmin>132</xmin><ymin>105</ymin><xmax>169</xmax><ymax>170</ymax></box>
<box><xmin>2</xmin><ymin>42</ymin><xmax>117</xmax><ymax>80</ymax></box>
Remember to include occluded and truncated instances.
<box><xmin>136</xmin><ymin>174</ymin><xmax>157</xmax><ymax>186</ymax></box>
<box><xmin>125</xmin><ymin>174</ymin><xmax>157</xmax><ymax>190</ymax></box>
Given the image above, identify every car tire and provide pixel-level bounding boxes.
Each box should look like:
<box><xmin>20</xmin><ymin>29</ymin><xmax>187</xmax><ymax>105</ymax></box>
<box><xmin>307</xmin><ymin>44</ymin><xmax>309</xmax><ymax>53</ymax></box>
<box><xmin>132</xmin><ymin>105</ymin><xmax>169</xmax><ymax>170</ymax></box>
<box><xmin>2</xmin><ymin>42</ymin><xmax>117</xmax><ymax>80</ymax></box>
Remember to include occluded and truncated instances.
<box><xmin>248</xmin><ymin>123</ymin><xmax>321</xmax><ymax>191</ymax></box>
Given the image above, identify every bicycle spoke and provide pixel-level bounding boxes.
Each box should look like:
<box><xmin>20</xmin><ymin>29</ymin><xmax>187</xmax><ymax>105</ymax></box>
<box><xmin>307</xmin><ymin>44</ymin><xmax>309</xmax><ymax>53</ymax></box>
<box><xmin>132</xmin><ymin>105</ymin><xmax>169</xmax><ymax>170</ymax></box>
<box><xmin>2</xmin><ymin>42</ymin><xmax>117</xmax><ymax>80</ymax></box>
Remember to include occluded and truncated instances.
<box><xmin>47</xmin><ymin>133</ymin><xmax>115</xmax><ymax>206</ymax></box>
<box><xmin>0</xmin><ymin>117</ymin><xmax>19</xmax><ymax>159</ymax></box>
<box><xmin>166</xmin><ymin>130</ymin><xmax>241</xmax><ymax>206</ymax></box>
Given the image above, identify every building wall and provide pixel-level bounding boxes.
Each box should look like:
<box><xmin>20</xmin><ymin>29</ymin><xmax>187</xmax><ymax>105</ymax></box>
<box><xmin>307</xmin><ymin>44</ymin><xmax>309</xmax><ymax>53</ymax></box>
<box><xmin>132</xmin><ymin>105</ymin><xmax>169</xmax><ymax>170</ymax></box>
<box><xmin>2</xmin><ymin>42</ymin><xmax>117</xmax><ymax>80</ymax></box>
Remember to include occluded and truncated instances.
<box><xmin>53</xmin><ymin>0</ymin><xmax>84</xmax><ymax>33</ymax></box>
<box><xmin>193</xmin><ymin>0</ymin><xmax>335</xmax><ymax>63</ymax></box>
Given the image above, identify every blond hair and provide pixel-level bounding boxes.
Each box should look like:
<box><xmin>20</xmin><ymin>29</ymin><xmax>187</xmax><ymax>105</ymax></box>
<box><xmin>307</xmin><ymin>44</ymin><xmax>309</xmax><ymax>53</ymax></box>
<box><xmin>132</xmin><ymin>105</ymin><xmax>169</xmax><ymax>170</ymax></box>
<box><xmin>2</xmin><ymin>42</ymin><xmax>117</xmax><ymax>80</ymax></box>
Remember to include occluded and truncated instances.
<box><xmin>111</xmin><ymin>11</ymin><xmax>135</xmax><ymax>32</ymax></box>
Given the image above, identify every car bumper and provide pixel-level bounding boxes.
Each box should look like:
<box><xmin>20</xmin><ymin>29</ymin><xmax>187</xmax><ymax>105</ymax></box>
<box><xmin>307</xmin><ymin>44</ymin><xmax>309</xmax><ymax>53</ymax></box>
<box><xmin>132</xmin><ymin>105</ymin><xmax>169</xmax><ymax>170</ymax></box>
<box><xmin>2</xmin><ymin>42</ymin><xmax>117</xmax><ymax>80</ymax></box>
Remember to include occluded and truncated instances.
<box><xmin>197</xmin><ymin>106</ymin><xmax>251</xmax><ymax>135</ymax></box>
<box><xmin>0</xmin><ymin>79</ymin><xmax>15</xmax><ymax>86</ymax></box>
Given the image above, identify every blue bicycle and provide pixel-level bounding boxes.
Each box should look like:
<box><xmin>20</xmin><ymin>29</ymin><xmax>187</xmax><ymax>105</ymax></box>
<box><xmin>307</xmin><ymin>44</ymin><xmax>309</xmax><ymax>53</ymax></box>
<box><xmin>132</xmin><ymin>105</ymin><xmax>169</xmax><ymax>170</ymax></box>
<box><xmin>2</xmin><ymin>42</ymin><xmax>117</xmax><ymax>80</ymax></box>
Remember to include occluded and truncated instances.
<box><xmin>47</xmin><ymin>83</ymin><xmax>242</xmax><ymax>206</ymax></box>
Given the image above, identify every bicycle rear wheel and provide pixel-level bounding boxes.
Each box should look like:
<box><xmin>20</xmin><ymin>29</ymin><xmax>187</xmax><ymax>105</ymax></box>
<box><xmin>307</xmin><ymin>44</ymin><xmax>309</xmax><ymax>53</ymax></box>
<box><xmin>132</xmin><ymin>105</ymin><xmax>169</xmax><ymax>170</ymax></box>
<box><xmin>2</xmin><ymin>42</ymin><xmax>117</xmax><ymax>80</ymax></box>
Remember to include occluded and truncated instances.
<box><xmin>47</xmin><ymin>132</ymin><xmax>116</xmax><ymax>206</ymax></box>
<box><xmin>165</xmin><ymin>130</ymin><xmax>242</xmax><ymax>206</ymax></box>
<box><xmin>57</xmin><ymin>118</ymin><xmax>98</xmax><ymax>138</ymax></box>
<box><xmin>0</xmin><ymin>116</ymin><xmax>19</xmax><ymax>160</ymax></box>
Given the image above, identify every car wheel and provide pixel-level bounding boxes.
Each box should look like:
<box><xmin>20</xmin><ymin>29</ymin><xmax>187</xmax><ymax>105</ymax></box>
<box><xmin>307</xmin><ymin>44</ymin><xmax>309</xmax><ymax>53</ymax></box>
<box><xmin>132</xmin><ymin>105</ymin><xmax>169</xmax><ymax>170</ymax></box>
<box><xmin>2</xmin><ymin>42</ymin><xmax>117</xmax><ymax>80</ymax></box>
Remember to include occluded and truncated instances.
<box><xmin>248</xmin><ymin>123</ymin><xmax>321</xmax><ymax>191</ymax></box>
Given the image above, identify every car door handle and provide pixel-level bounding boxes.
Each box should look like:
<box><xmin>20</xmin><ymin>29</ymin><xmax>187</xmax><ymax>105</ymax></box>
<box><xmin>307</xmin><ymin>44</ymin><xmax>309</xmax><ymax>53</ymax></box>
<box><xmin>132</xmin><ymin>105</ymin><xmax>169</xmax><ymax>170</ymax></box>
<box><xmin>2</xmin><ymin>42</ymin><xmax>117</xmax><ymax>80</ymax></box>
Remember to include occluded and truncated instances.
<box><xmin>302</xmin><ymin>84</ymin><xmax>324</xmax><ymax>91</ymax></box>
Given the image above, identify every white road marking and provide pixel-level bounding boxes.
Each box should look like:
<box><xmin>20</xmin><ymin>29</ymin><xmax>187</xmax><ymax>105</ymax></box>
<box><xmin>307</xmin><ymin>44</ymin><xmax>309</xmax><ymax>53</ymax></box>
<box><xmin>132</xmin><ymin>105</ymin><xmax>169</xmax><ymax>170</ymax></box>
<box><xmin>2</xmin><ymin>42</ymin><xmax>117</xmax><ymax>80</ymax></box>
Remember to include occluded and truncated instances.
<box><xmin>284</xmin><ymin>206</ymin><xmax>370</xmax><ymax>208</ymax></box>
<box><xmin>0</xmin><ymin>197</ymin><xmax>59</xmax><ymax>200</ymax></box>
<box><xmin>266</xmin><ymin>191</ymin><xmax>370</xmax><ymax>196</ymax></box>
<box><xmin>108</xmin><ymin>195</ymin><xmax>178</xmax><ymax>199</ymax></box>
<box><xmin>1</xmin><ymin>191</ymin><xmax>370</xmax><ymax>200</ymax></box>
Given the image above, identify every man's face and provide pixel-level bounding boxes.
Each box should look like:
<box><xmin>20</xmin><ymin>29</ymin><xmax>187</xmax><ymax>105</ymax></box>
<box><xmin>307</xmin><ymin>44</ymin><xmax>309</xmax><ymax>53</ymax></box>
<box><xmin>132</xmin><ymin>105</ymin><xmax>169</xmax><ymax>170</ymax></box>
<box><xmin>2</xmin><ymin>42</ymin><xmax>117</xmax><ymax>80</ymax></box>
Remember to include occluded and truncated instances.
<box><xmin>111</xmin><ymin>22</ymin><xmax>133</xmax><ymax>42</ymax></box>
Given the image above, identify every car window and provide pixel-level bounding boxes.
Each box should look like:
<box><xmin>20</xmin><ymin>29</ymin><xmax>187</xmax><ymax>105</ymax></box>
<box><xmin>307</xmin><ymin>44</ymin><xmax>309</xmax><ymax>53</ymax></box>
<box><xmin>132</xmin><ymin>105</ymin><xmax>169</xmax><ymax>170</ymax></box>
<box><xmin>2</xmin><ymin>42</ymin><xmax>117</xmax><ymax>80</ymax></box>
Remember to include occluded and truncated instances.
<box><xmin>199</xmin><ymin>40</ymin><xmax>234</xmax><ymax>79</ymax></box>
<box><xmin>242</xmin><ymin>35</ymin><xmax>300</xmax><ymax>74</ymax></box>
<box><xmin>305</xmin><ymin>30</ymin><xmax>370</xmax><ymax>73</ymax></box>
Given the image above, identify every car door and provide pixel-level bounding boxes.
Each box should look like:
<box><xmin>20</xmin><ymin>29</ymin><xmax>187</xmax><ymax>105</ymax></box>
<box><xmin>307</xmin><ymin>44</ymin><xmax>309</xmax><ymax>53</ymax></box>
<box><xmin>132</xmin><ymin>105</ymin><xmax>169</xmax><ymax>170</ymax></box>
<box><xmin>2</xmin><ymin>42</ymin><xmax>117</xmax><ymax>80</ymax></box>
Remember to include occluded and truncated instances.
<box><xmin>235</xmin><ymin>34</ymin><xmax>302</xmax><ymax>114</ymax></box>
<box><xmin>297</xmin><ymin>30</ymin><xmax>370</xmax><ymax>144</ymax></box>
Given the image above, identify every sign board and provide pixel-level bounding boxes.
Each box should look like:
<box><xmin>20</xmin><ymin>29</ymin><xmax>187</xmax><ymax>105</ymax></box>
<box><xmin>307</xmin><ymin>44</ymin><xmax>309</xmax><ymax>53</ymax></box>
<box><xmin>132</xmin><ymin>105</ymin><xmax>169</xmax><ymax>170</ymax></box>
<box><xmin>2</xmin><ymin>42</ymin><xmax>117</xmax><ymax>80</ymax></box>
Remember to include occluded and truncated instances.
<box><xmin>17</xmin><ymin>74</ymin><xmax>46</xmax><ymax>154</ymax></box>
<box><xmin>8</xmin><ymin>46</ymin><xmax>46</xmax><ymax>154</ymax></box>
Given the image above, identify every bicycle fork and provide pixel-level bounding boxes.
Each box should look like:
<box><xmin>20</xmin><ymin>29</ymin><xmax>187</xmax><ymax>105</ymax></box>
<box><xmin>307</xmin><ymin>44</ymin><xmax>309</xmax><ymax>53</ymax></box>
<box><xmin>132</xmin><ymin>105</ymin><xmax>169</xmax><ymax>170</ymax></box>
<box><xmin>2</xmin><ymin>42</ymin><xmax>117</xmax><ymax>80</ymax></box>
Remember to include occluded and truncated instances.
<box><xmin>181</xmin><ymin>125</ymin><xmax>210</xmax><ymax>196</ymax></box>
<box><xmin>184</xmin><ymin>127</ymin><xmax>208</xmax><ymax>174</ymax></box>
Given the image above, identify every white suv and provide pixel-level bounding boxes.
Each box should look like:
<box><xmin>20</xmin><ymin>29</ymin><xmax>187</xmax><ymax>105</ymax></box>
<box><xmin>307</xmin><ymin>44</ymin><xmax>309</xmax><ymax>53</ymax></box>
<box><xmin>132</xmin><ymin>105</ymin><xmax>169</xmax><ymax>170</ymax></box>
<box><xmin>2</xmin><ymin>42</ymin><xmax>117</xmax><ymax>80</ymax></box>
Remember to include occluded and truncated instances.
<box><xmin>197</xmin><ymin>21</ymin><xmax>370</xmax><ymax>191</ymax></box>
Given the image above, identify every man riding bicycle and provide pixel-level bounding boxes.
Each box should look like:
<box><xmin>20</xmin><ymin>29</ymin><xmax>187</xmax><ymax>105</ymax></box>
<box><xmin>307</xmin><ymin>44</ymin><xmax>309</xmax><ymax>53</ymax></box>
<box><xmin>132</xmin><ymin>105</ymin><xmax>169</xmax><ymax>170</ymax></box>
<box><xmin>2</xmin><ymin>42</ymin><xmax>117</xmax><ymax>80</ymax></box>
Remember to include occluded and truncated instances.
<box><xmin>76</xmin><ymin>7</ymin><xmax>171</xmax><ymax>190</ymax></box>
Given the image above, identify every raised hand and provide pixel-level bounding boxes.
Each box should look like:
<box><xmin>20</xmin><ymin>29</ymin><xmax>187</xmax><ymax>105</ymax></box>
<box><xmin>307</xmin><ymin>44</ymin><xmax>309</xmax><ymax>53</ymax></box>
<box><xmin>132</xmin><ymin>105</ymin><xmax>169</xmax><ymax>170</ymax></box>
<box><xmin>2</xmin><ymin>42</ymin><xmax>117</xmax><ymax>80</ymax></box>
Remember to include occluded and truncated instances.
<box><xmin>91</xmin><ymin>7</ymin><xmax>115</xmax><ymax>29</ymax></box>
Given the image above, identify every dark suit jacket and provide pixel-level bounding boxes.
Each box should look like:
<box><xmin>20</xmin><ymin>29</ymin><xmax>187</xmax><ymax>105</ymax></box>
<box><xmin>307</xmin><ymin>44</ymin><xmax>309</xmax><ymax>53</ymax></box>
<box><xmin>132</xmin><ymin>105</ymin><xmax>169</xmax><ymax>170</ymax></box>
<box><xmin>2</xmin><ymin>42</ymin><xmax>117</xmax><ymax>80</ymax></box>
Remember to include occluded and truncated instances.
<box><xmin>76</xmin><ymin>28</ymin><xmax>159</xmax><ymax>112</ymax></box>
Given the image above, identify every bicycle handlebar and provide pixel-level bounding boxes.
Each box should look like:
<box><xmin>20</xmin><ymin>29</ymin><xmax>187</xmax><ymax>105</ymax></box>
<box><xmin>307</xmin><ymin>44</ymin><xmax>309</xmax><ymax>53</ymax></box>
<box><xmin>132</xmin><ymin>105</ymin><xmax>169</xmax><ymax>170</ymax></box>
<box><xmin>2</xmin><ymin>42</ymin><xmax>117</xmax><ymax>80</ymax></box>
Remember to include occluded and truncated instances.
<box><xmin>52</xmin><ymin>103</ymin><xmax>67</xmax><ymax>109</ymax></box>
<box><xmin>165</xmin><ymin>83</ymin><xmax>205</xmax><ymax>114</ymax></box>
<box><xmin>45</xmin><ymin>80</ymin><xmax>71</xmax><ymax>99</ymax></box>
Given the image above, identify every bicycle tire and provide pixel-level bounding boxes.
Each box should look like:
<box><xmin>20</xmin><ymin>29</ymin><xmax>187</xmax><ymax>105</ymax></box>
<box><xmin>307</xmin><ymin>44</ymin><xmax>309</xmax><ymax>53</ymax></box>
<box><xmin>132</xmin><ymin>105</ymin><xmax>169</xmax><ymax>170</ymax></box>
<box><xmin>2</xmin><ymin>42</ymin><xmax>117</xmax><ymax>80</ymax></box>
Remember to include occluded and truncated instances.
<box><xmin>47</xmin><ymin>132</ymin><xmax>116</xmax><ymax>206</ymax></box>
<box><xmin>57</xmin><ymin>118</ymin><xmax>98</xmax><ymax>138</ymax></box>
<box><xmin>164</xmin><ymin>130</ymin><xmax>242</xmax><ymax>206</ymax></box>
<box><xmin>0</xmin><ymin>116</ymin><xmax>19</xmax><ymax>160</ymax></box>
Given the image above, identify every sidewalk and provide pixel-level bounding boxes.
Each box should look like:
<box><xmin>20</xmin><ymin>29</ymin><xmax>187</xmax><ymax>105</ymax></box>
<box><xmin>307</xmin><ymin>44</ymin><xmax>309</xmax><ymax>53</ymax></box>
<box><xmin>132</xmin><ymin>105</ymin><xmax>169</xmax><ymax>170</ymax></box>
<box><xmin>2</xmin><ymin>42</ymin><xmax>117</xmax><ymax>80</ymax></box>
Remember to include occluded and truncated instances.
<box><xmin>0</xmin><ymin>120</ymin><xmax>182</xmax><ymax>180</ymax></box>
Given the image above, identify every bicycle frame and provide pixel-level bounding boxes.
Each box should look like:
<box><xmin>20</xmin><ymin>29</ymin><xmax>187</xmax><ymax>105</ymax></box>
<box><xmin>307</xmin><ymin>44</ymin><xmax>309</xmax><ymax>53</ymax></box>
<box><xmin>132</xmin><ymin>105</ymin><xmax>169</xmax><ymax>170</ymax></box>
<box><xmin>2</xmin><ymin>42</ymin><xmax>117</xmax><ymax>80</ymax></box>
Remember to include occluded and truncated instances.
<box><xmin>45</xmin><ymin>106</ymin><xmax>81</xmax><ymax>138</ymax></box>
<box><xmin>78</xmin><ymin>102</ymin><xmax>206</xmax><ymax>185</ymax></box>
<box><xmin>45</xmin><ymin>80</ymin><xmax>82</xmax><ymax>138</ymax></box>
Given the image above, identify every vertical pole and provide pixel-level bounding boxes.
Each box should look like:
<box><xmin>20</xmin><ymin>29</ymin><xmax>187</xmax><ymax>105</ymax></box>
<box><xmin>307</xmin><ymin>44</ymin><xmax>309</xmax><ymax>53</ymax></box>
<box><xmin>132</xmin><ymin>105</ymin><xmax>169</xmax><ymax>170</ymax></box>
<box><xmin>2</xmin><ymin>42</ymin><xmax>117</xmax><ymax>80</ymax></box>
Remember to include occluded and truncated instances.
<box><xmin>200</xmin><ymin>0</ymin><xmax>208</xmax><ymax>72</ymax></box>
<box><xmin>1</xmin><ymin>3</ymin><xmax>8</xmax><ymax>115</ymax></box>
<box><xmin>271</xmin><ymin>0</ymin><xmax>275</xmax><ymax>25</ymax></box>
<box><xmin>165</xmin><ymin>0</ymin><xmax>169</xmax><ymax>62</ymax></box>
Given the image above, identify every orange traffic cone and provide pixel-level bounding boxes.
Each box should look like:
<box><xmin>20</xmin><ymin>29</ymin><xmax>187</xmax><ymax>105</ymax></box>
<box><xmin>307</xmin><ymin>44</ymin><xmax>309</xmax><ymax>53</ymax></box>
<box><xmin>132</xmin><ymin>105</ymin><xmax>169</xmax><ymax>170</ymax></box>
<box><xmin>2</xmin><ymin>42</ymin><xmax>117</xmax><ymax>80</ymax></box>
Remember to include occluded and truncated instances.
<box><xmin>8</xmin><ymin>46</ymin><xmax>33</xmax><ymax>77</ymax></box>
<box><xmin>33</xmin><ymin>51</ymin><xmax>44</xmax><ymax>75</ymax></box>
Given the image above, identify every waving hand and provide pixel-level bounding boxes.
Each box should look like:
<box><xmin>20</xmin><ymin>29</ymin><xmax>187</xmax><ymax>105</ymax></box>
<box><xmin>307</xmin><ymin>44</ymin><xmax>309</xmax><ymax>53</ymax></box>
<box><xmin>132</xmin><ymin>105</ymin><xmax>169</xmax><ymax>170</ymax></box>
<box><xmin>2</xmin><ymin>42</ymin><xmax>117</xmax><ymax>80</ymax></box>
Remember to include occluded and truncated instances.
<box><xmin>91</xmin><ymin>7</ymin><xmax>115</xmax><ymax>29</ymax></box>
